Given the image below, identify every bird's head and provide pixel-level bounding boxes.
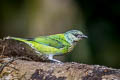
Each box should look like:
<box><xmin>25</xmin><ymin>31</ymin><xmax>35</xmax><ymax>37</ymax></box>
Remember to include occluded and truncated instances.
<box><xmin>65</xmin><ymin>30</ymin><xmax>88</xmax><ymax>44</ymax></box>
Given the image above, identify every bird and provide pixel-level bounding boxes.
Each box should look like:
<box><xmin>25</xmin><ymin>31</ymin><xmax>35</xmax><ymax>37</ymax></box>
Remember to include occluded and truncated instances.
<box><xmin>6</xmin><ymin>30</ymin><xmax>88</xmax><ymax>62</ymax></box>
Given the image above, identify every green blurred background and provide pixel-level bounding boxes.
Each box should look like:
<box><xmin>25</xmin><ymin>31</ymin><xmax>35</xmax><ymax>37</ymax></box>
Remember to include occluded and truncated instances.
<box><xmin>0</xmin><ymin>0</ymin><xmax>120</xmax><ymax>68</ymax></box>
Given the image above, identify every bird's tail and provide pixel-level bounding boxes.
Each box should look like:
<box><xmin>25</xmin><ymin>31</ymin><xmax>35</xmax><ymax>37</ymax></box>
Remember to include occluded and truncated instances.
<box><xmin>5</xmin><ymin>36</ymin><xmax>27</xmax><ymax>43</ymax></box>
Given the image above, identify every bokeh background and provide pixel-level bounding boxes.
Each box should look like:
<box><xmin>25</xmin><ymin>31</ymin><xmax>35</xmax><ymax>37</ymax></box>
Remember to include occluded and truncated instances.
<box><xmin>0</xmin><ymin>0</ymin><xmax>120</xmax><ymax>68</ymax></box>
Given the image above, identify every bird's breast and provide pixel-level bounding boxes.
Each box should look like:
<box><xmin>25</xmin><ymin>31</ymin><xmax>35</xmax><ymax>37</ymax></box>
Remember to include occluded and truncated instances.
<box><xmin>68</xmin><ymin>45</ymin><xmax>75</xmax><ymax>52</ymax></box>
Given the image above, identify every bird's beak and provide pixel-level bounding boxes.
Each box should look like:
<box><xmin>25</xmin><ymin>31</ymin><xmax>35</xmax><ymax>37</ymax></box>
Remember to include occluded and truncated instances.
<box><xmin>81</xmin><ymin>35</ymin><xmax>88</xmax><ymax>38</ymax></box>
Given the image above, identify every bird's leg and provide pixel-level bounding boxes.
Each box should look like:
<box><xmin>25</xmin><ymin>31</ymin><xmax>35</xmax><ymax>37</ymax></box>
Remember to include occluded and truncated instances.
<box><xmin>48</xmin><ymin>54</ymin><xmax>62</xmax><ymax>63</ymax></box>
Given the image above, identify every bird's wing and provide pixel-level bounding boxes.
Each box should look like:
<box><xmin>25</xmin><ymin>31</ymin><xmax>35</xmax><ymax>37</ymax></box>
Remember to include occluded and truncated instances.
<box><xmin>28</xmin><ymin>34</ymin><xmax>67</xmax><ymax>49</ymax></box>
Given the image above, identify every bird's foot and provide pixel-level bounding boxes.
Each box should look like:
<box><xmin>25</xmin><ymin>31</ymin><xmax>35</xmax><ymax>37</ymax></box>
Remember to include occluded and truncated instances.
<box><xmin>49</xmin><ymin>59</ymin><xmax>63</xmax><ymax>63</ymax></box>
<box><xmin>48</xmin><ymin>54</ymin><xmax>63</xmax><ymax>63</ymax></box>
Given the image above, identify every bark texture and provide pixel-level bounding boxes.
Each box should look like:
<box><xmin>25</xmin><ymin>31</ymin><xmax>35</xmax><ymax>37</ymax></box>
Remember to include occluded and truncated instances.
<box><xmin>0</xmin><ymin>39</ymin><xmax>120</xmax><ymax>80</ymax></box>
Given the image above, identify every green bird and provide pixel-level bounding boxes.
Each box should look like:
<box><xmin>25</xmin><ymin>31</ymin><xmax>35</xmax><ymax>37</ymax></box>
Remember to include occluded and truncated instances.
<box><xmin>6</xmin><ymin>30</ymin><xmax>88</xmax><ymax>62</ymax></box>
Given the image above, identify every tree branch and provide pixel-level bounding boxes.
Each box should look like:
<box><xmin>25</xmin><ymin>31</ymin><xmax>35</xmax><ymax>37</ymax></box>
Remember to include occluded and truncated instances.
<box><xmin>0</xmin><ymin>38</ymin><xmax>120</xmax><ymax>80</ymax></box>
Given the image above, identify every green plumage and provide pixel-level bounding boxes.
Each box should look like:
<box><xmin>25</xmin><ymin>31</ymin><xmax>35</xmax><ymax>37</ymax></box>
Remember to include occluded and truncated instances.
<box><xmin>10</xmin><ymin>34</ymin><xmax>70</xmax><ymax>55</ymax></box>
<box><xmin>6</xmin><ymin>30</ymin><xmax>87</xmax><ymax>62</ymax></box>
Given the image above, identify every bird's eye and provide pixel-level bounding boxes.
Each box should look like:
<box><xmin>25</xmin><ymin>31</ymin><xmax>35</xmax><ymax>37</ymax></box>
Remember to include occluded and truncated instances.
<box><xmin>74</xmin><ymin>34</ymin><xmax>79</xmax><ymax>37</ymax></box>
